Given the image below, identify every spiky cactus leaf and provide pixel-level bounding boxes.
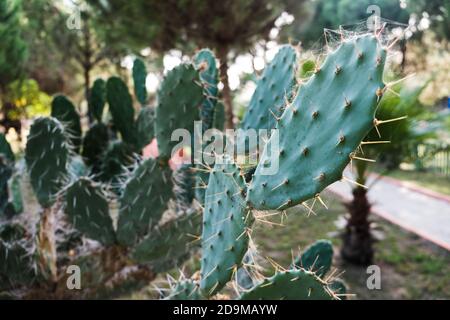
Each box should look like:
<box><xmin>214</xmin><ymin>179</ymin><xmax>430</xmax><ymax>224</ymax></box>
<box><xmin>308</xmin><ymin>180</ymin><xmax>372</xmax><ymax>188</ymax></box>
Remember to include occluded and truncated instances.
<box><xmin>292</xmin><ymin>239</ymin><xmax>333</xmax><ymax>277</ymax></box>
<box><xmin>200</xmin><ymin>160</ymin><xmax>252</xmax><ymax>296</ymax></box>
<box><xmin>98</xmin><ymin>140</ymin><xmax>134</xmax><ymax>186</ymax></box>
<box><xmin>82</xmin><ymin>122</ymin><xmax>109</xmax><ymax>172</ymax></box>
<box><xmin>116</xmin><ymin>158</ymin><xmax>173</xmax><ymax>246</ymax></box>
<box><xmin>135</xmin><ymin>106</ymin><xmax>155</xmax><ymax>150</ymax></box>
<box><xmin>132</xmin><ymin>211</ymin><xmax>201</xmax><ymax>272</ymax></box>
<box><xmin>248</xmin><ymin>35</ymin><xmax>386</xmax><ymax>210</ymax></box>
<box><xmin>51</xmin><ymin>95</ymin><xmax>82</xmax><ymax>153</ymax></box>
<box><xmin>106</xmin><ymin>77</ymin><xmax>137</xmax><ymax>145</ymax></box>
<box><xmin>165</xmin><ymin>279</ymin><xmax>205</xmax><ymax>300</ymax></box>
<box><xmin>132</xmin><ymin>58</ymin><xmax>148</xmax><ymax>105</ymax></box>
<box><xmin>240</xmin><ymin>269</ymin><xmax>335</xmax><ymax>300</ymax></box>
<box><xmin>155</xmin><ymin>63</ymin><xmax>204</xmax><ymax>160</ymax></box>
<box><xmin>89</xmin><ymin>78</ymin><xmax>106</xmax><ymax>122</ymax></box>
<box><xmin>240</xmin><ymin>45</ymin><xmax>297</xmax><ymax>131</ymax></box>
<box><xmin>65</xmin><ymin>177</ymin><xmax>116</xmax><ymax>245</ymax></box>
<box><xmin>194</xmin><ymin>49</ymin><xmax>219</xmax><ymax>131</ymax></box>
<box><xmin>25</xmin><ymin>117</ymin><xmax>70</xmax><ymax>208</ymax></box>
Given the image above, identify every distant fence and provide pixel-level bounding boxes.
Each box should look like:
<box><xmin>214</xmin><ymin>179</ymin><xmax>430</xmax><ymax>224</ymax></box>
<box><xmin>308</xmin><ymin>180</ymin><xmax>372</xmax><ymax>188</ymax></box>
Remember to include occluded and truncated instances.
<box><xmin>413</xmin><ymin>142</ymin><xmax>450</xmax><ymax>177</ymax></box>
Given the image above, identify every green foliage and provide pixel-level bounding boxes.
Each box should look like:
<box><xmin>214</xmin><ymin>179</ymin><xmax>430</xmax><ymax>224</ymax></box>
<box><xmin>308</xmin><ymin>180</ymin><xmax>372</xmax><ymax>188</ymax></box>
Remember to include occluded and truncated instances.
<box><xmin>292</xmin><ymin>239</ymin><xmax>333</xmax><ymax>277</ymax></box>
<box><xmin>51</xmin><ymin>95</ymin><xmax>82</xmax><ymax>153</ymax></box>
<box><xmin>89</xmin><ymin>78</ymin><xmax>106</xmax><ymax>122</ymax></box>
<box><xmin>248</xmin><ymin>35</ymin><xmax>386</xmax><ymax>210</ymax></box>
<box><xmin>106</xmin><ymin>77</ymin><xmax>137</xmax><ymax>145</ymax></box>
<box><xmin>239</xmin><ymin>269</ymin><xmax>334</xmax><ymax>300</ymax></box>
<box><xmin>65</xmin><ymin>177</ymin><xmax>116</xmax><ymax>246</ymax></box>
<box><xmin>25</xmin><ymin>117</ymin><xmax>70</xmax><ymax>207</ymax></box>
<box><xmin>155</xmin><ymin>63</ymin><xmax>204</xmax><ymax>160</ymax></box>
<box><xmin>116</xmin><ymin>158</ymin><xmax>173</xmax><ymax>246</ymax></box>
<box><xmin>82</xmin><ymin>122</ymin><xmax>110</xmax><ymax>172</ymax></box>
<box><xmin>240</xmin><ymin>45</ymin><xmax>298</xmax><ymax>131</ymax></box>
<box><xmin>98</xmin><ymin>140</ymin><xmax>134</xmax><ymax>184</ymax></box>
<box><xmin>200</xmin><ymin>160</ymin><xmax>252</xmax><ymax>296</ymax></box>
<box><xmin>135</xmin><ymin>106</ymin><xmax>155</xmax><ymax>150</ymax></box>
<box><xmin>132</xmin><ymin>58</ymin><xmax>148</xmax><ymax>105</ymax></box>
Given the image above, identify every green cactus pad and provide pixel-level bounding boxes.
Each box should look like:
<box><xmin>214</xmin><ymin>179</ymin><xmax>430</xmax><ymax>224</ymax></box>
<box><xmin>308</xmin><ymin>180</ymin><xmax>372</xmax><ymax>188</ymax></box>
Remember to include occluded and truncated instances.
<box><xmin>173</xmin><ymin>164</ymin><xmax>196</xmax><ymax>211</ymax></box>
<box><xmin>132</xmin><ymin>58</ymin><xmax>148</xmax><ymax>105</ymax></box>
<box><xmin>293</xmin><ymin>240</ymin><xmax>333</xmax><ymax>277</ymax></box>
<box><xmin>240</xmin><ymin>269</ymin><xmax>334</xmax><ymax>300</ymax></box>
<box><xmin>82</xmin><ymin>122</ymin><xmax>109</xmax><ymax>172</ymax></box>
<box><xmin>240</xmin><ymin>45</ymin><xmax>297</xmax><ymax>131</ymax></box>
<box><xmin>106</xmin><ymin>77</ymin><xmax>137</xmax><ymax>145</ymax></box>
<box><xmin>132</xmin><ymin>211</ymin><xmax>201</xmax><ymax>272</ymax></box>
<box><xmin>65</xmin><ymin>177</ymin><xmax>116</xmax><ymax>245</ymax></box>
<box><xmin>194</xmin><ymin>49</ymin><xmax>219</xmax><ymax>131</ymax></box>
<box><xmin>0</xmin><ymin>133</ymin><xmax>14</xmax><ymax>163</ymax></box>
<box><xmin>165</xmin><ymin>279</ymin><xmax>205</xmax><ymax>300</ymax></box>
<box><xmin>51</xmin><ymin>95</ymin><xmax>82</xmax><ymax>153</ymax></box>
<box><xmin>98</xmin><ymin>140</ymin><xmax>134</xmax><ymax>184</ymax></box>
<box><xmin>7</xmin><ymin>169</ymin><xmax>23</xmax><ymax>215</ymax></box>
<box><xmin>248</xmin><ymin>35</ymin><xmax>386</xmax><ymax>210</ymax></box>
<box><xmin>116</xmin><ymin>158</ymin><xmax>174</xmax><ymax>246</ymax></box>
<box><xmin>25</xmin><ymin>117</ymin><xmax>70</xmax><ymax>207</ymax></box>
<box><xmin>155</xmin><ymin>63</ymin><xmax>204</xmax><ymax>160</ymax></box>
<box><xmin>135</xmin><ymin>107</ymin><xmax>155</xmax><ymax>150</ymax></box>
<box><xmin>200</xmin><ymin>160</ymin><xmax>252</xmax><ymax>296</ymax></box>
<box><xmin>329</xmin><ymin>278</ymin><xmax>347</xmax><ymax>299</ymax></box>
<box><xmin>89</xmin><ymin>78</ymin><xmax>106</xmax><ymax>122</ymax></box>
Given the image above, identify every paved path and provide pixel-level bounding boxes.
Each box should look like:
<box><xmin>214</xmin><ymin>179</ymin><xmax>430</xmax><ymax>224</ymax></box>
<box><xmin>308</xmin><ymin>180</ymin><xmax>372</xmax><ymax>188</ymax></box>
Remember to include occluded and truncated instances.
<box><xmin>328</xmin><ymin>172</ymin><xmax>450</xmax><ymax>251</ymax></box>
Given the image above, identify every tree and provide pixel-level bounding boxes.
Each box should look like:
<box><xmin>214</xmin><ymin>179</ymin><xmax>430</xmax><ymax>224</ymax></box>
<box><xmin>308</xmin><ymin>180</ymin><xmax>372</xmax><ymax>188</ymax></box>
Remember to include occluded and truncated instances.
<box><xmin>0</xmin><ymin>0</ymin><xmax>28</xmax><ymax>134</ymax></box>
<box><xmin>87</xmin><ymin>0</ymin><xmax>308</xmax><ymax>128</ymax></box>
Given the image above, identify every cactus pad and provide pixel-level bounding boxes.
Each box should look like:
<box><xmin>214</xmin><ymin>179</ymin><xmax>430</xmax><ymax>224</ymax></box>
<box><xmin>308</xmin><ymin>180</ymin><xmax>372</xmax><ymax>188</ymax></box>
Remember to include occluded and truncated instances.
<box><xmin>240</xmin><ymin>269</ymin><xmax>334</xmax><ymax>300</ymax></box>
<box><xmin>248</xmin><ymin>35</ymin><xmax>386</xmax><ymax>210</ymax></box>
<box><xmin>200</xmin><ymin>160</ymin><xmax>252</xmax><ymax>296</ymax></box>
<box><xmin>65</xmin><ymin>177</ymin><xmax>116</xmax><ymax>245</ymax></box>
<box><xmin>240</xmin><ymin>45</ymin><xmax>297</xmax><ymax>131</ymax></box>
<box><xmin>0</xmin><ymin>133</ymin><xmax>14</xmax><ymax>163</ymax></box>
<box><xmin>293</xmin><ymin>240</ymin><xmax>333</xmax><ymax>277</ymax></box>
<box><xmin>116</xmin><ymin>158</ymin><xmax>173</xmax><ymax>246</ymax></box>
<box><xmin>135</xmin><ymin>107</ymin><xmax>155</xmax><ymax>150</ymax></box>
<box><xmin>82</xmin><ymin>122</ymin><xmax>109</xmax><ymax>171</ymax></box>
<box><xmin>165</xmin><ymin>279</ymin><xmax>204</xmax><ymax>300</ymax></box>
<box><xmin>89</xmin><ymin>78</ymin><xmax>106</xmax><ymax>122</ymax></box>
<box><xmin>25</xmin><ymin>117</ymin><xmax>70</xmax><ymax>207</ymax></box>
<box><xmin>51</xmin><ymin>95</ymin><xmax>82</xmax><ymax>152</ymax></box>
<box><xmin>155</xmin><ymin>63</ymin><xmax>204</xmax><ymax>160</ymax></box>
<box><xmin>132</xmin><ymin>58</ymin><xmax>148</xmax><ymax>105</ymax></box>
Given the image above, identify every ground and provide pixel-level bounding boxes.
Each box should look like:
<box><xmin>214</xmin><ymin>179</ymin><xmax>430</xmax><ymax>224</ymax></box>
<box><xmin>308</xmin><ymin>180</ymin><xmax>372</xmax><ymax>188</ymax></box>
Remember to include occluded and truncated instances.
<box><xmin>253</xmin><ymin>191</ymin><xmax>450</xmax><ymax>299</ymax></box>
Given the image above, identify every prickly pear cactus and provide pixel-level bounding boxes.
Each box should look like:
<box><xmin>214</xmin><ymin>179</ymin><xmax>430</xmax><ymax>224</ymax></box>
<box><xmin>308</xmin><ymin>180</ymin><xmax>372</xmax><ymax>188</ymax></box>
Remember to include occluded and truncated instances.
<box><xmin>155</xmin><ymin>63</ymin><xmax>204</xmax><ymax>160</ymax></box>
<box><xmin>173</xmin><ymin>164</ymin><xmax>196</xmax><ymax>210</ymax></box>
<box><xmin>200</xmin><ymin>160</ymin><xmax>252</xmax><ymax>296</ymax></box>
<box><xmin>116</xmin><ymin>158</ymin><xmax>174</xmax><ymax>246</ymax></box>
<box><xmin>240</xmin><ymin>269</ymin><xmax>334</xmax><ymax>300</ymax></box>
<box><xmin>135</xmin><ymin>107</ymin><xmax>155</xmax><ymax>150</ymax></box>
<box><xmin>89</xmin><ymin>78</ymin><xmax>106</xmax><ymax>122</ymax></box>
<box><xmin>132</xmin><ymin>211</ymin><xmax>201</xmax><ymax>272</ymax></box>
<box><xmin>293</xmin><ymin>239</ymin><xmax>333</xmax><ymax>277</ymax></box>
<box><xmin>0</xmin><ymin>133</ymin><xmax>14</xmax><ymax>162</ymax></box>
<box><xmin>82</xmin><ymin>122</ymin><xmax>109</xmax><ymax>171</ymax></box>
<box><xmin>25</xmin><ymin>117</ymin><xmax>70</xmax><ymax>207</ymax></box>
<box><xmin>248</xmin><ymin>35</ymin><xmax>386</xmax><ymax>210</ymax></box>
<box><xmin>65</xmin><ymin>177</ymin><xmax>116</xmax><ymax>245</ymax></box>
<box><xmin>165</xmin><ymin>279</ymin><xmax>205</xmax><ymax>300</ymax></box>
<box><xmin>240</xmin><ymin>45</ymin><xmax>297</xmax><ymax>131</ymax></box>
<box><xmin>132</xmin><ymin>58</ymin><xmax>148</xmax><ymax>106</ymax></box>
<box><xmin>212</xmin><ymin>102</ymin><xmax>225</xmax><ymax>131</ymax></box>
<box><xmin>0</xmin><ymin>156</ymin><xmax>12</xmax><ymax>215</ymax></box>
<box><xmin>98</xmin><ymin>140</ymin><xmax>134</xmax><ymax>185</ymax></box>
<box><xmin>194</xmin><ymin>49</ymin><xmax>219</xmax><ymax>131</ymax></box>
<box><xmin>106</xmin><ymin>77</ymin><xmax>137</xmax><ymax>145</ymax></box>
<box><xmin>51</xmin><ymin>95</ymin><xmax>82</xmax><ymax>153</ymax></box>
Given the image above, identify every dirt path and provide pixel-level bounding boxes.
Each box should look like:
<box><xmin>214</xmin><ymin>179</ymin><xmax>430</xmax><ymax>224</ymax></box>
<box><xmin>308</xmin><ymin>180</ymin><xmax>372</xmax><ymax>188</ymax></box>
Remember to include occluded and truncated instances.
<box><xmin>328</xmin><ymin>173</ymin><xmax>450</xmax><ymax>251</ymax></box>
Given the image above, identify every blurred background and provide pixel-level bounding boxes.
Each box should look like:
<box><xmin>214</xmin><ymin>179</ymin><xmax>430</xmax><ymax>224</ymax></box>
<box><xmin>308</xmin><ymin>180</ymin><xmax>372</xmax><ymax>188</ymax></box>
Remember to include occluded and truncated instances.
<box><xmin>1</xmin><ymin>0</ymin><xmax>449</xmax><ymax>299</ymax></box>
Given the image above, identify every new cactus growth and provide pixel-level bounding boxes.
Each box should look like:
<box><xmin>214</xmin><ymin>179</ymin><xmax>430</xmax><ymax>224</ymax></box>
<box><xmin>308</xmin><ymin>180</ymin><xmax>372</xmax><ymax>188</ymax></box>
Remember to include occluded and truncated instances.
<box><xmin>51</xmin><ymin>95</ymin><xmax>82</xmax><ymax>153</ymax></box>
<box><xmin>200</xmin><ymin>160</ymin><xmax>252</xmax><ymax>296</ymax></box>
<box><xmin>25</xmin><ymin>117</ymin><xmax>70</xmax><ymax>208</ymax></box>
<box><xmin>247</xmin><ymin>35</ymin><xmax>386</xmax><ymax>210</ymax></box>
<box><xmin>89</xmin><ymin>78</ymin><xmax>106</xmax><ymax>122</ymax></box>
<box><xmin>117</xmin><ymin>158</ymin><xmax>174</xmax><ymax>246</ymax></box>
<box><xmin>155</xmin><ymin>63</ymin><xmax>204</xmax><ymax>160</ymax></box>
<box><xmin>292</xmin><ymin>239</ymin><xmax>333</xmax><ymax>277</ymax></box>
<box><xmin>135</xmin><ymin>107</ymin><xmax>155</xmax><ymax>150</ymax></box>
<box><xmin>241</xmin><ymin>45</ymin><xmax>298</xmax><ymax>131</ymax></box>
<box><xmin>132</xmin><ymin>58</ymin><xmax>148</xmax><ymax>106</ymax></box>
<box><xmin>64</xmin><ymin>177</ymin><xmax>116</xmax><ymax>246</ymax></box>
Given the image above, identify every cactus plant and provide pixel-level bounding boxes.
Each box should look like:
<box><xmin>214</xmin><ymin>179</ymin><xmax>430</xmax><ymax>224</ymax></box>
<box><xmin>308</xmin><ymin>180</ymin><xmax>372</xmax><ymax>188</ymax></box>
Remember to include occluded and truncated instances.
<box><xmin>292</xmin><ymin>239</ymin><xmax>333</xmax><ymax>277</ymax></box>
<box><xmin>51</xmin><ymin>95</ymin><xmax>82</xmax><ymax>153</ymax></box>
<box><xmin>89</xmin><ymin>78</ymin><xmax>106</xmax><ymax>122</ymax></box>
<box><xmin>132</xmin><ymin>58</ymin><xmax>148</xmax><ymax>106</ymax></box>
<box><xmin>0</xmin><ymin>133</ymin><xmax>14</xmax><ymax>163</ymax></box>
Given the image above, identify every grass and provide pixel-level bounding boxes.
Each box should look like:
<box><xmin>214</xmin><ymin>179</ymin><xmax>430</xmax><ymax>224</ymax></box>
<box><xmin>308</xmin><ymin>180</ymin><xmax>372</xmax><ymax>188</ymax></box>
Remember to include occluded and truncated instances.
<box><xmin>253</xmin><ymin>191</ymin><xmax>450</xmax><ymax>299</ymax></box>
<box><xmin>374</xmin><ymin>168</ymin><xmax>450</xmax><ymax>195</ymax></box>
